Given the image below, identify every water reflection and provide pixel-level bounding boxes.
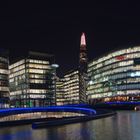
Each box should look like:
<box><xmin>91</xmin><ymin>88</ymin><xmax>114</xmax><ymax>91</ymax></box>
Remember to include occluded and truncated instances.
<box><xmin>0</xmin><ymin>111</ymin><xmax>140</xmax><ymax>140</ymax></box>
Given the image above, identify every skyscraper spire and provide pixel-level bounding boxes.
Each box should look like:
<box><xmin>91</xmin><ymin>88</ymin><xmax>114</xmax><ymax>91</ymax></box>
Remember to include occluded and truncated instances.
<box><xmin>80</xmin><ymin>32</ymin><xmax>86</xmax><ymax>46</ymax></box>
<box><xmin>79</xmin><ymin>32</ymin><xmax>87</xmax><ymax>63</ymax></box>
<box><xmin>79</xmin><ymin>32</ymin><xmax>88</xmax><ymax>104</ymax></box>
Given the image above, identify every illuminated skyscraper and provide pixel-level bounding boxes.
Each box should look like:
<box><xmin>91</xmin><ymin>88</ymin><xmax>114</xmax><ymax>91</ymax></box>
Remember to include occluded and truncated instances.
<box><xmin>79</xmin><ymin>32</ymin><xmax>88</xmax><ymax>103</ymax></box>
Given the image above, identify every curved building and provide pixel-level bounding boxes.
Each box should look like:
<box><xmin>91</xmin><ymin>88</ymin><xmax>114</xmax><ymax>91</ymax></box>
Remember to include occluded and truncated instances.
<box><xmin>87</xmin><ymin>46</ymin><xmax>140</xmax><ymax>103</ymax></box>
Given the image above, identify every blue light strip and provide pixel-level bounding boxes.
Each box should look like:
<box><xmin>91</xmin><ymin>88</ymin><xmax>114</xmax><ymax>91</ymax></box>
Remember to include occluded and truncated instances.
<box><xmin>0</xmin><ymin>106</ymin><xmax>96</xmax><ymax>117</ymax></box>
<box><xmin>105</xmin><ymin>101</ymin><xmax>140</xmax><ymax>105</ymax></box>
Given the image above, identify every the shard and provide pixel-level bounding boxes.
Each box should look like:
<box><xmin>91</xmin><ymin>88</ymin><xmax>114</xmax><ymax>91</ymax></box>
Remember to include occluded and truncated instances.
<box><xmin>79</xmin><ymin>32</ymin><xmax>88</xmax><ymax>103</ymax></box>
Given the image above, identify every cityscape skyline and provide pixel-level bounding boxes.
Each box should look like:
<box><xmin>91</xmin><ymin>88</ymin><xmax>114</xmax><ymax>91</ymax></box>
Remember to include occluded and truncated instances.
<box><xmin>1</xmin><ymin>2</ymin><xmax>140</xmax><ymax>76</ymax></box>
<box><xmin>0</xmin><ymin>2</ymin><xmax>140</xmax><ymax>140</ymax></box>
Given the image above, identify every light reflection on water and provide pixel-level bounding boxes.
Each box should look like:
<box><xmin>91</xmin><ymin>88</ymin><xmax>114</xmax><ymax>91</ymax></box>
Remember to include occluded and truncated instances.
<box><xmin>0</xmin><ymin>111</ymin><xmax>140</xmax><ymax>140</ymax></box>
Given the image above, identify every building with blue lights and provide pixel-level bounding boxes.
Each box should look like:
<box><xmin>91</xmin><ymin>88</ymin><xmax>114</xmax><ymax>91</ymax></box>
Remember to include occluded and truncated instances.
<box><xmin>87</xmin><ymin>46</ymin><xmax>140</xmax><ymax>104</ymax></box>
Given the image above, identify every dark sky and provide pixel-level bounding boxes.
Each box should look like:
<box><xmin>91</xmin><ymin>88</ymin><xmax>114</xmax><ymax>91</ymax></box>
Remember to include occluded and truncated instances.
<box><xmin>0</xmin><ymin>2</ymin><xmax>140</xmax><ymax>76</ymax></box>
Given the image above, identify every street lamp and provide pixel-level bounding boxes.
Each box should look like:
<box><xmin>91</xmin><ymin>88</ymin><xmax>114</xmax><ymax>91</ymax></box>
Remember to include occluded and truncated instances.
<box><xmin>51</xmin><ymin>64</ymin><xmax>59</xmax><ymax>105</ymax></box>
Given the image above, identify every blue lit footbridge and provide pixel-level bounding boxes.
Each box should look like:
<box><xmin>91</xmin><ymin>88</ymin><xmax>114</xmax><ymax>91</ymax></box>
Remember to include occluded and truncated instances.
<box><xmin>0</xmin><ymin>105</ymin><xmax>98</xmax><ymax>127</ymax></box>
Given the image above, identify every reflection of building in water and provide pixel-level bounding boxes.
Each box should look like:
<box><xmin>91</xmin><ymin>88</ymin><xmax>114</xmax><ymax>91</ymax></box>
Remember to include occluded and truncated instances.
<box><xmin>9</xmin><ymin>51</ymin><xmax>55</xmax><ymax>107</ymax></box>
<box><xmin>87</xmin><ymin>46</ymin><xmax>140</xmax><ymax>104</ymax></box>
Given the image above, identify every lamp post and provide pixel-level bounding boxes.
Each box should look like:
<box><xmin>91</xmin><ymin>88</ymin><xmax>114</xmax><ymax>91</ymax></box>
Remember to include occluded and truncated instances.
<box><xmin>51</xmin><ymin>64</ymin><xmax>59</xmax><ymax>105</ymax></box>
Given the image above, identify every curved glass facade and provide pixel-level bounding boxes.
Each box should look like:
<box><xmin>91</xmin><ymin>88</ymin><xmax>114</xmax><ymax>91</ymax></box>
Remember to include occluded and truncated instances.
<box><xmin>87</xmin><ymin>46</ymin><xmax>140</xmax><ymax>103</ymax></box>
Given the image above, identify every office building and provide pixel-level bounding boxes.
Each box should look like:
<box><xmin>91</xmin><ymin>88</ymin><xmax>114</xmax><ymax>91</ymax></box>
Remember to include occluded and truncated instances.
<box><xmin>9</xmin><ymin>51</ymin><xmax>55</xmax><ymax>107</ymax></box>
<box><xmin>56</xmin><ymin>70</ymin><xmax>80</xmax><ymax>105</ymax></box>
<box><xmin>63</xmin><ymin>70</ymin><xmax>80</xmax><ymax>104</ymax></box>
<box><xmin>56</xmin><ymin>78</ymin><xmax>65</xmax><ymax>105</ymax></box>
<box><xmin>0</xmin><ymin>50</ymin><xmax>9</xmax><ymax>108</ymax></box>
<box><xmin>87</xmin><ymin>46</ymin><xmax>140</xmax><ymax>104</ymax></box>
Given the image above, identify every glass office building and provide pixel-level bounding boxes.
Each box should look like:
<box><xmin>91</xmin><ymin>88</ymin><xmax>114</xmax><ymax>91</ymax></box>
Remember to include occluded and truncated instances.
<box><xmin>9</xmin><ymin>51</ymin><xmax>55</xmax><ymax>107</ymax></box>
<box><xmin>56</xmin><ymin>70</ymin><xmax>80</xmax><ymax>105</ymax></box>
<box><xmin>56</xmin><ymin>78</ymin><xmax>65</xmax><ymax>105</ymax></box>
<box><xmin>87</xmin><ymin>46</ymin><xmax>140</xmax><ymax>103</ymax></box>
<box><xmin>0</xmin><ymin>50</ymin><xmax>9</xmax><ymax>108</ymax></box>
<box><xmin>63</xmin><ymin>70</ymin><xmax>80</xmax><ymax>104</ymax></box>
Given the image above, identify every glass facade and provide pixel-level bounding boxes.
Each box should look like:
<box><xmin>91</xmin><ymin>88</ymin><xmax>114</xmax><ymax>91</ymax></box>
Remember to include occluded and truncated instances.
<box><xmin>64</xmin><ymin>70</ymin><xmax>80</xmax><ymax>104</ymax></box>
<box><xmin>0</xmin><ymin>51</ymin><xmax>9</xmax><ymax>108</ymax></box>
<box><xmin>56</xmin><ymin>78</ymin><xmax>65</xmax><ymax>105</ymax></box>
<box><xmin>56</xmin><ymin>70</ymin><xmax>80</xmax><ymax>105</ymax></box>
<box><xmin>9</xmin><ymin>52</ymin><xmax>55</xmax><ymax>107</ymax></box>
<box><xmin>87</xmin><ymin>46</ymin><xmax>140</xmax><ymax>103</ymax></box>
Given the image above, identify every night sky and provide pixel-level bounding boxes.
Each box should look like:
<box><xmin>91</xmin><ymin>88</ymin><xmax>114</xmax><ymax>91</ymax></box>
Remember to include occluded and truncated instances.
<box><xmin>0</xmin><ymin>2</ymin><xmax>140</xmax><ymax>76</ymax></box>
